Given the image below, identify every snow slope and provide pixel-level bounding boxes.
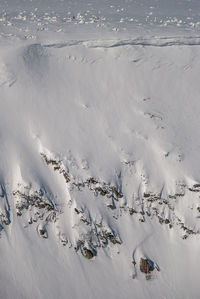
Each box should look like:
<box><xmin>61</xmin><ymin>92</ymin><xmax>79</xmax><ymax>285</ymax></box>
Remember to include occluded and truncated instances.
<box><xmin>0</xmin><ymin>1</ymin><xmax>200</xmax><ymax>299</ymax></box>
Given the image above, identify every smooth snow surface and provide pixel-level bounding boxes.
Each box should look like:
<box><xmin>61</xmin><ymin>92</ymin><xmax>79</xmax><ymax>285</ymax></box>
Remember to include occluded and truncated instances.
<box><xmin>0</xmin><ymin>1</ymin><xmax>200</xmax><ymax>299</ymax></box>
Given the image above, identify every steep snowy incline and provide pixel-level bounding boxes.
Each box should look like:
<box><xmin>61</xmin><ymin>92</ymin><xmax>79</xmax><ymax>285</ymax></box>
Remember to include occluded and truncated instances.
<box><xmin>1</xmin><ymin>37</ymin><xmax>200</xmax><ymax>191</ymax></box>
<box><xmin>0</xmin><ymin>34</ymin><xmax>200</xmax><ymax>299</ymax></box>
<box><xmin>0</xmin><ymin>1</ymin><xmax>200</xmax><ymax>299</ymax></box>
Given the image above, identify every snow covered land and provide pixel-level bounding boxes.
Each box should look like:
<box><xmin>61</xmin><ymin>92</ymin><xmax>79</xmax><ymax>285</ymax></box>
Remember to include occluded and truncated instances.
<box><xmin>0</xmin><ymin>0</ymin><xmax>200</xmax><ymax>298</ymax></box>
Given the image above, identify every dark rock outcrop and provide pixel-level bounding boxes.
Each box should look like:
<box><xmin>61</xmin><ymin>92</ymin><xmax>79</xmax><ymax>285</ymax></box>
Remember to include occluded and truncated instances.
<box><xmin>140</xmin><ymin>258</ymin><xmax>154</xmax><ymax>274</ymax></box>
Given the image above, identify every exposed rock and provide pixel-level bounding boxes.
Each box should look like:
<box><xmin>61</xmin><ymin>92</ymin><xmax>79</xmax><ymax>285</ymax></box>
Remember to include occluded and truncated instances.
<box><xmin>140</xmin><ymin>258</ymin><xmax>154</xmax><ymax>274</ymax></box>
<box><xmin>13</xmin><ymin>152</ymin><xmax>198</xmax><ymax>256</ymax></box>
<box><xmin>95</xmin><ymin>187</ymin><xmax>107</xmax><ymax>196</ymax></box>
<box><xmin>155</xmin><ymin>263</ymin><xmax>160</xmax><ymax>271</ymax></box>
<box><xmin>87</xmin><ymin>178</ymin><xmax>98</xmax><ymax>185</ymax></box>
<box><xmin>74</xmin><ymin>208</ymin><xmax>80</xmax><ymax>214</ymax></box>
<box><xmin>80</xmin><ymin>216</ymin><xmax>90</xmax><ymax>225</ymax></box>
<box><xmin>82</xmin><ymin>247</ymin><xmax>95</xmax><ymax>259</ymax></box>
<box><xmin>139</xmin><ymin>218</ymin><xmax>145</xmax><ymax>223</ymax></box>
<box><xmin>41</xmin><ymin>153</ymin><xmax>70</xmax><ymax>183</ymax></box>
<box><xmin>107</xmin><ymin>204</ymin><xmax>115</xmax><ymax>210</ymax></box>
<box><xmin>188</xmin><ymin>184</ymin><xmax>200</xmax><ymax>192</ymax></box>
<box><xmin>105</xmin><ymin>232</ymin><xmax>121</xmax><ymax>244</ymax></box>
<box><xmin>143</xmin><ymin>193</ymin><xmax>150</xmax><ymax>198</ymax></box>
<box><xmin>165</xmin><ymin>219</ymin><xmax>170</xmax><ymax>224</ymax></box>
<box><xmin>59</xmin><ymin>235</ymin><xmax>68</xmax><ymax>246</ymax></box>
<box><xmin>193</xmin><ymin>184</ymin><xmax>200</xmax><ymax>188</ymax></box>
<box><xmin>112</xmin><ymin>187</ymin><xmax>123</xmax><ymax>199</ymax></box>
<box><xmin>158</xmin><ymin>216</ymin><xmax>164</xmax><ymax>224</ymax></box>
<box><xmin>39</xmin><ymin>228</ymin><xmax>48</xmax><ymax>239</ymax></box>
<box><xmin>13</xmin><ymin>190</ymin><xmax>55</xmax><ymax>213</ymax></box>
<box><xmin>129</xmin><ymin>208</ymin><xmax>137</xmax><ymax>215</ymax></box>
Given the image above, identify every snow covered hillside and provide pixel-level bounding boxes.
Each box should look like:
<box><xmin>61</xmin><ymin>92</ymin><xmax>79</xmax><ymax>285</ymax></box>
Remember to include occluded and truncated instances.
<box><xmin>0</xmin><ymin>1</ymin><xmax>200</xmax><ymax>299</ymax></box>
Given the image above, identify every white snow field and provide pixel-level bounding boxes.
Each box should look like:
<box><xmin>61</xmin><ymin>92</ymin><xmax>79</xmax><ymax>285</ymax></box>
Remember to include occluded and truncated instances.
<box><xmin>0</xmin><ymin>1</ymin><xmax>200</xmax><ymax>298</ymax></box>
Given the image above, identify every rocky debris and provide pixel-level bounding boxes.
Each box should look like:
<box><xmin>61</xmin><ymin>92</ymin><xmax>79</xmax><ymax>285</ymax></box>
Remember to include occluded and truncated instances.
<box><xmin>42</xmin><ymin>153</ymin><xmax>123</xmax><ymax>201</ymax></box>
<box><xmin>112</xmin><ymin>187</ymin><xmax>123</xmax><ymax>199</ymax></box>
<box><xmin>13</xmin><ymin>175</ymin><xmax>122</xmax><ymax>257</ymax></box>
<box><xmin>74</xmin><ymin>220</ymin><xmax>122</xmax><ymax>255</ymax></box>
<box><xmin>59</xmin><ymin>235</ymin><xmax>68</xmax><ymax>246</ymax></box>
<box><xmin>140</xmin><ymin>258</ymin><xmax>154</xmax><ymax>274</ymax></box>
<box><xmin>129</xmin><ymin>208</ymin><xmax>137</xmax><ymax>215</ymax></box>
<box><xmin>41</xmin><ymin>154</ymin><xmax>58</xmax><ymax>166</ymax></box>
<box><xmin>61</xmin><ymin>170</ymin><xmax>71</xmax><ymax>183</ymax></box>
<box><xmin>180</xmin><ymin>223</ymin><xmax>197</xmax><ymax>238</ymax></box>
<box><xmin>132</xmin><ymin>190</ymin><xmax>200</xmax><ymax>238</ymax></box>
<box><xmin>105</xmin><ymin>231</ymin><xmax>121</xmax><ymax>245</ymax></box>
<box><xmin>193</xmin><ymin>184</ymin><xmax>200</xmax><ymax>188</ymax></box>
<box><xmin>13</xmin><ymin>187</ymin><xmax>61</xmax><ymax>244</ymax></box>
<box><xmin>74</xmin><ymin>208</ymin><xmax>81</xmax><ymax>214</ymax></box>
<box><xmin>41</xmin><ymin>153</ymin><xmax>70</xmax><ymax>183</ymax></box>
<box><xmin>0</xmin><ymin>185</ymin><xmax>11</xmax><ymax>228</ymax></box>
<box><xmin>38</xmin><ymin>227</ymin><xmax>48</xmax><ymax>239</ymax></box>
<box><xmin>75</xmin><ymin>240</ymin><xmax>96</xmax><ymax>259</ymax></box>
<box><xmin>145</xmin><ymin>194</ymin><xmax>162</xmax><ymax>202</ymax></box>
<box><xmin>82</xmin><ymin>247</ymin><xmax>95</xmax><ymax>259</ymax></box>
<box><xmin>143</xmin><ymin>193</ymin><xmax>150</xmax><ymax>198</ymax></box>
<box><xmin>87</xmin><ymin>178</ymin><xmax>98</xmax><ymax>185</ymax></box>
<box><xmin>144</xmin><ymin>112</ymin><xmax>163</xmax><ymax>120</ymax></box>
<box><xmin>13</xmin><ymin>189</ymin><xmax>54</xmax><ymax>215</ymax></box>
<box><xmin>94</xmin><ymin>227</ymin><xmax>122</xmax><ymax>247</ymax></box>
<box><xmin>145</xmin><ymin>211</ymin><xmax>151</xmax><ymax>217</ymax></box>
<box><xmin>188</xmin><ymin>184</ymin><xmax>200</xmax><ymax>192</ymax></box>
<box><xmin>95</xmin><ymin>186</ymin><xmax>107</xmax><ymax>196</ymax></box>
<box><xmin>0</xmin><ymin>212</ymin><xmax>10</xmax><ymax>226</ymax></box>
<box><xmin>165</xmin><ymin>218</ymin><xmax>170</xmax><ymax>224</ymax></box>
<box><xmin>80</xmin><ymin>224</ymin><xmax>121</xmax><ymax>254</ymax></box>
<box><xmin>80</xmin><ymin>215</ymin><xmax>91</xmax><ymax>225</ymax></box>
<box><xmin>10</xmin><ymin>153</ymin><xmax>200</xmax><ymax>260</ymax></box>
<box><xmin>139</xmin><ymin>217</ymin><xmax>145</xmax><ymax>223</ymax></box>
<box><xmin>155</xmin><ymin>263</ymin><xmax>160</xmax><ymax>271</ymax></box>
<box><xmin>107</xmin><ymin>204</ymin><xmax>115</xmax><ymax>210</ymax></box>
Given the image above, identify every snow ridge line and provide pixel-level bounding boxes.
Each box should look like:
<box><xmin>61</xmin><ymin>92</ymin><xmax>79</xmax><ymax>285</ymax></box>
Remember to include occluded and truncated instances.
<box><xmin>43</xmin><ymin>36</ymin><xmax>200</xmax><ymax>49</ymax></box>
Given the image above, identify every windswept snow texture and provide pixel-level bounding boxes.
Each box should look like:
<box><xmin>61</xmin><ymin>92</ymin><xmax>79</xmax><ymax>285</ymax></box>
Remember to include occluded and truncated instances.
<box><xmin>0</xmin><ymin>1</ymin><xmax>200</xmax><ymax>299</ymax></box>
<box><xmin>1</xmin><ymin>0</ymin><xmax>200</xmax><ymax>38</ymax></box>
